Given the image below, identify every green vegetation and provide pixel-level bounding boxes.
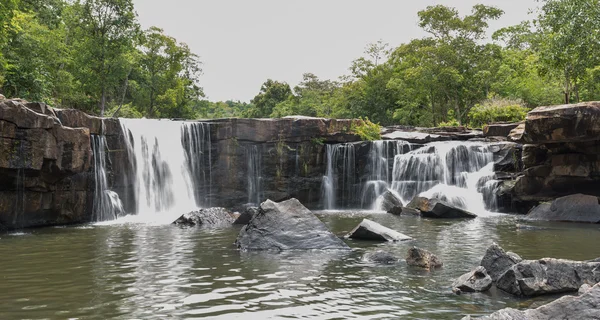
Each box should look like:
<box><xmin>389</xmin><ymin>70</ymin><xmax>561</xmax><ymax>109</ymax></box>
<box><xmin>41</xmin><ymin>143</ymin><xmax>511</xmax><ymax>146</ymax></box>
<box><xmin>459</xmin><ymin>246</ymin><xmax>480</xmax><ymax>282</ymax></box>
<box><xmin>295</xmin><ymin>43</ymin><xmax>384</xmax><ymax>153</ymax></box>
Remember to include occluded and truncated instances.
<box><xmin>351</xmin><ymin>118</ymin><xmax>382</xmax><ymax>141</ymax></box>
<box><xmin>0</xmin><ymin>0</ymin><xmax>598</xmax><ymax>127</ymax></box>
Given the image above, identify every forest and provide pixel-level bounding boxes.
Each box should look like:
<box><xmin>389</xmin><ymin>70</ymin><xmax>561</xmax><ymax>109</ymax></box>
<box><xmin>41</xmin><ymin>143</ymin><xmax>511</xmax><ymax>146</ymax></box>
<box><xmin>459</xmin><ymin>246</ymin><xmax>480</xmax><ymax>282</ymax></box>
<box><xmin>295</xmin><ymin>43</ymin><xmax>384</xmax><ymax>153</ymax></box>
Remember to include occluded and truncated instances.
<box><xmin>0</xmin><ymin>0</ymin><xmax>599</xmax><ymax>127</ymax></box>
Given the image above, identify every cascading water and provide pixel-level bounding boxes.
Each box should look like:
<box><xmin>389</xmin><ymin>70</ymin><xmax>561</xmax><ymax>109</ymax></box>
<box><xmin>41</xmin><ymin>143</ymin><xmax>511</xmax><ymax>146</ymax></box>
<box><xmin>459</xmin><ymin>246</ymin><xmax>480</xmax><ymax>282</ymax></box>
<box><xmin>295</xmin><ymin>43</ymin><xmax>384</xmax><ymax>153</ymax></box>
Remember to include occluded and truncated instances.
<box><xmin>246</xmin><ymin>145</ymin><xmax>263</xmax><ymax>205</ymax></box>
<box><xmin>182</xmin><ymin>122</ymin><xmax>213</xmax><ymax>207</ymax></box>
<box><xmin>92</xmin><ymin>134</ymin><xmax>125</xmax><ymax>221</ymax></box>
<box><xmin>322</xmin><ymin>144</ymin><xmax>356</xmax><ymax>210</ymax></box>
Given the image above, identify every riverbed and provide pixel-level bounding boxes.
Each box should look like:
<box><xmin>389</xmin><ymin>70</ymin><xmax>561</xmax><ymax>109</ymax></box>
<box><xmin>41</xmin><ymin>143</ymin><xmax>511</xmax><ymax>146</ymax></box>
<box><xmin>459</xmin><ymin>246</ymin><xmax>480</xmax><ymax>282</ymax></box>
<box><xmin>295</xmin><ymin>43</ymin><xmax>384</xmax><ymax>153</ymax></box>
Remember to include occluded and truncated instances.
<box><xmin>1</xmin><ymin>212</ymin><xmax>599</xmax><ymax>319</ymax></box>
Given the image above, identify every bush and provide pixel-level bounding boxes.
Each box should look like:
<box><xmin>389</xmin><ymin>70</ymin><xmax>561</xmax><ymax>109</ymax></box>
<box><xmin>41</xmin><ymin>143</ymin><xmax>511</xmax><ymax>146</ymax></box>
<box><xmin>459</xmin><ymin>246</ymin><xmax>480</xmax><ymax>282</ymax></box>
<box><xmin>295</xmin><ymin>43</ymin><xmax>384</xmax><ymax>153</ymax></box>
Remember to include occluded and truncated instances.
<box><xmin>351</xmin><ymin>117</ymin><xmax>382</xmax><ymax>141</ymax></box>
<box><xmin>468</xmin><ymin>98</ymin><xmax>529</xmax><ymax>128</ymax></box>
<box><xmin>106</xmin><ymin>103</ymin><xmax>143</xmax><ymax>118</ymax></box>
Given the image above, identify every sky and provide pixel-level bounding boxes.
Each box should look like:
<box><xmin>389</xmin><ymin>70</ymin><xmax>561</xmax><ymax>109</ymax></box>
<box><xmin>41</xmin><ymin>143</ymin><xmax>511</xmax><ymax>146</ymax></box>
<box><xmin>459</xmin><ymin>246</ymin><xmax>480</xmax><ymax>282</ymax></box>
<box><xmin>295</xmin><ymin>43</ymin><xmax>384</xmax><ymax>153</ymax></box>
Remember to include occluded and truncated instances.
<box><xmin>132</xmin><ymin>0</ymin><xmax>538</xmax><ymax>102</ymax></box>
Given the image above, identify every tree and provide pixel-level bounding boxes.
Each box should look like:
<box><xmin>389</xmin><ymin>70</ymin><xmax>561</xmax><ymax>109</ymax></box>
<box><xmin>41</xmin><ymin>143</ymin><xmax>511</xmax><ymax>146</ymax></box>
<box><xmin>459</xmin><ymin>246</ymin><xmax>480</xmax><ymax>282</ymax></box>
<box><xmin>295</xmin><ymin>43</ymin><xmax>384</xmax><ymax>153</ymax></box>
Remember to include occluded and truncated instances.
<box><xmin>248</xmin><ymin>80</ymin><xmax>292</xmax><ymax>117</ymax></box>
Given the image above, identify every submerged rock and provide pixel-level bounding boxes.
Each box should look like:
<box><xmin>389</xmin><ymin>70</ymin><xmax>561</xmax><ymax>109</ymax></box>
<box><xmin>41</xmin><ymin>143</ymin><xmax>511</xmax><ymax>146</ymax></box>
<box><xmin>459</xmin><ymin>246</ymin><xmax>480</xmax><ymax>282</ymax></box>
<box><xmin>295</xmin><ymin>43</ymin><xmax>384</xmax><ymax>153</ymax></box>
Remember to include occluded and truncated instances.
<box><xmin>174</xmin><ymin>208</ymin><xmax>236</xmax><ymax>227</ymax></box>
<box><xmin>233</xmin><ymin>206</ymin><xmax>258</xmax><ymax>225</ymax></box>
<box><xmin>407</xmin><ymin>196</ymin><xmax>477</xmax><ymax>219</ymax></box>
<box><xmin>480</xmin><ymin>243</ymin><xmax>522</xmax><ymax>282</ymax></box>
<box><xmin>364</xmin><ymin>251</ymin><xmax>398</xmax><ymax>264</ymax></box>
<box><xmin>526</xmin><ymin>194</ymin><xmax>600</xmax><ymax>223</ymax></box>
<box><xmin>496</xmin><ymin>258</ymin><xmax>600</xmax><ymax>296</ymax></box>
<box><xmin>235</xmin><ymin>198</ymin><xmax>350</xmax><ymax>251</ymax></box>
<box><xmin>346</xmin><ymin>219</ymin><xmax>412</xmax><ymax>242</ymax></box>
<box><xmin>388</xmin><ymin>206</ymin><xmax>421</xmax><ymax>216</ymax></box>
<box><xmin>463</xmin><ymin>282</ymin><xmax>600</xmax><ymax>320</ymax></box>
<box><xmin>406</xmin><ymin>247</ymin><xmax>443</xmax><ymax>269</ymax></box>
<box><xmin>452</xmin><ymin>266</ymin><xmax>493</xmax><ymax>294</ymax></box>
<box><xmin>378</xmin><ymin>191</ymin><xmax>404</xmax><ymax>212</ymax></box>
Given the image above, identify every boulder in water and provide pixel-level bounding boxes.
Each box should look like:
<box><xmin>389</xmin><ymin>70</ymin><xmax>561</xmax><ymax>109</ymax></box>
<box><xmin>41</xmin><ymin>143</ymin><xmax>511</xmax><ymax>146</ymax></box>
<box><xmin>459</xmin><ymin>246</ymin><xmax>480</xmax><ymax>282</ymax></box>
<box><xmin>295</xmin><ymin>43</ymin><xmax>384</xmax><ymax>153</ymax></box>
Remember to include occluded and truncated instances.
<box><xmin>389</xmin><ymin>206</ymin><xmax>421</xmax><ymax>216</ymax></box>
<box><xmin>346</xmin><ymin>219</ymin><xmax>412</xmax><ymax>242</ymax></box>
<box><xmin>235</xmin><ymin>198</ymin><xmax>350</xmax><ymax>251</ymax></box>
<box><xmin>452</xmin><ymin>266</ymin><xmax>493</xmax><ymax>294</ymax></box>
<box><xmin>407</xmin><ymin>196</ymin><xmax>477</xmax><ymax>219</ymax></box>
<box><xmin>378</xmin><ymin>191</ymin><xmax>404</xmax><ymax>212</ymax></box>
<box><xmin>496</xmin><ymin>258</ymin><xmax>600</xmax><ymax>296</ymax></box>
<box><xmin>364</xmin><ymin>251</ymin><xmax>398</xmax><ymax>264</ymax></box>
<box><xmin>526</xmin><ymin>194</ymin><xmax>600</xmax><ymax>223</ymax></box>
<box><xmin>463</xmin><ymin>283</ymin><xmax>600</xmax><ymax>320</ymax></box>
<box><xmin>406</xmin><ymin>247</ymin><xmax>443</xmax><ymax>269</ymax></box>
<box><xmin>233</xmin><ymin>206</ymin><xmax>258</xmax><ymax>225</ymax></box>
<box><xmin>480</xmin><ymin>243</ymin><xmax>522</xmax><ymax>282</ymax></box>
<box><xmin>174</xmin><ymin>208</ymin><xmax>236</xmax><ymax>227</ymax></box>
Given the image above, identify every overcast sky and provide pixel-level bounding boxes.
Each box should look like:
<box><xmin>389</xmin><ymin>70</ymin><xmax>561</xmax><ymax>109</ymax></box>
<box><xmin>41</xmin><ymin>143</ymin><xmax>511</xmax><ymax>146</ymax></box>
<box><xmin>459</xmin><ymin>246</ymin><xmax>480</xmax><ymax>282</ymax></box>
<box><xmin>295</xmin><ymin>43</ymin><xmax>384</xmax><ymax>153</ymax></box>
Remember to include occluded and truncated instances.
<box><xmin>132</xmin><ymin>0</ymin><xmax>537</xmax><ymax>102</ymax></box>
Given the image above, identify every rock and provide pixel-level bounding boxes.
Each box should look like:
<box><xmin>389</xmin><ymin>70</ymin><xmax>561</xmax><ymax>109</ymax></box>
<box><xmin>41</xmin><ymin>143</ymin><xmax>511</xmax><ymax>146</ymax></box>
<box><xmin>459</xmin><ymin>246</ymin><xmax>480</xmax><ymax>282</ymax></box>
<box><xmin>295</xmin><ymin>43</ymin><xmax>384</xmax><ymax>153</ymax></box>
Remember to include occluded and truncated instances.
<box><xmin>480</xmin><ymin>243</ymin><xmax>522</xmax><ymax>282</ymax></box>
<box><xmin>235</xmin><ymin>198</ymin><xmax>350</xmax><ymax>251</ymax></box>
<box><xmin>452</xmin><ymin>266</ymin><xmax>493</xmax><ymax>294</ymax></box>
<box><xmin>406</xmin><ymin>247</ymin><xmax>443</xmax><ymax>269</ymax></box>
<box><xmin>389</xmin><ymin>206</ymin><xmax>421</xmax><ymax>216</ymax></box>
<box><xmin>233</xmin><ymin>206</ymin><xmax>258</xmax><ymax>225</ymax></box>
<box><xmin>0</xmin><ymin>94</ymin><xmax>5</xmax><ymax>101</ymax></box>
<box><xmin>496</xmin><ymin>258</ymin><xmax>600</xmax><ymax>296</ymax></box>
<box><xmin>580</xmin><ymin>283</ymin><xmax>593</xmax><ymax>295</ymax></box>
<box><xmin>173</xmin><ymin>207</ymin><xmax>235</xmax><ymax>227</ymax></box>
<box><xmin>488</xmin><ymin>142</ymin><xmax>522</xmax><ymax>172</ymax></box>
<box><xmin>484</xmin><ymin>122</ymin><xmax>521</xmax><ymax>138</ymax></box>
<box><xmin>507</xmin><ymin>123</ymin><xmax>525</xmax><ymax>143</ymax></box>
<box><xmin>524</xmin><ymin>101</ymin><xmax>600</xmax><ymax>144</ymax></box>
<box><xmin>0</xmin><ymin>100</ymin><xmax>56</xmax><ymax>129</ymax></box>
<box><xmin>377</xmin><ymin>191</ymin><xmax>404</xmax><ymax>212</ymax></box>
<box><xmin>407</xmin><ymin>196</ymin><xmax>477</xmax><ymax>219</ymax></box>
<box><xmin>364</xmin><ymin>251</ymin><xmax>398</xmax><ymax>264</ymax></box>
<box><xmin>346</xmin><ymin>219</ymin><xmax>412</xmax><ymax>242</ymax></box>
<box><xmin>467</xmin><ymin>283</ymin><xmax>600</xmax><ymax>320</ymax></box>
<box><xmin>526</xmin><ymin>194</ymin><xmax>600</xmax><ymax>223</ymax></box>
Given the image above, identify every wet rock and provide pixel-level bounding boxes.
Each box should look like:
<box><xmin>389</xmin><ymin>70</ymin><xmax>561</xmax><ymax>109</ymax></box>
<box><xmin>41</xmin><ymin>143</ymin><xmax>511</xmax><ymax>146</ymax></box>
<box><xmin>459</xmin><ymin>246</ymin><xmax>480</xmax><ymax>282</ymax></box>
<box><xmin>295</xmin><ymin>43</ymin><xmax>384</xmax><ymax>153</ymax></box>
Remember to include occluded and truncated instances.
<box><xmin>233</xmin><ymin>206</ymin><xmax>258</xmax><ymax>225</ymax></box>
<box><xmin>480</xmin><ymin>243</ymin><xmax>522</xmax><ymax>282</ymax></box>
<box><xmin>407</xmin><ymin>196</ymin><xmax>477</xmax><ymax>219</ymax></box>
<box><xmin>526</xmin><ymin>194</ymin><xmax>600</xmax><ymax>223</ymax></box>
<box><xmin>452</xmin><ymin>266</ymin><xmax>493</xmax><ymax>294</ymax></box>
<box><xmin>346</xmin><ymin>219</ymin><xmax>412</xmax><ymax>242</ymax></box>
<box><xmin>364</xmin><ymin>251</ymin><xmax>398</xmax><ymax>264</ymax></box>
<box><xmin>235</xmin><ymin>198</ymin><xmax>350</xmax><ymax>251</ymax></box>
<box><xmin>488</xmin><ymin>142</ymin><xmax>522</xmax><ymax>172</ymax></box>
<box><xmin>174</xmin><ymin>208</ymin><xmax>236</xmax><ymax>227</ymax></box>
<box><xmin>483</xmin><ymin>122</ymin><xmax>521</xmax><ymax>138</ymax></box>
<box><xmin>378</xmin><ymin>191</ymin><xmax>403</xmax><ymax>212</ymax></box>
<box><xmin>465</xmin><ymin>283</ymin><xmax>600</xmax><ymax>320</ymax></box>
<box><xmin>405</xmin><ymin>247</ymin><xmax>443</xmax><ymax>269</ymax></box>
<box><xmin>496</xmin><ymin>258</ymin><xmax>600</xmax><ymax>296</ymax></box>
<box><xmin>389</xmin><ymin>206</ymin><xmax>421</xmax><ymax>216</ymax></box>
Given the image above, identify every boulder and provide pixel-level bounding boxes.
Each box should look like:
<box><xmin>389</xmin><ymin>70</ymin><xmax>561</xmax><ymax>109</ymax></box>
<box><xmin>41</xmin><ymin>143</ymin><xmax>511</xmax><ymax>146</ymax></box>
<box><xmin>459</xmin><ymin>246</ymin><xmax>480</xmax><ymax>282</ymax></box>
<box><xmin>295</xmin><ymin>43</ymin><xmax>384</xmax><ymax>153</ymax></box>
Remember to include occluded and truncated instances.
<box><xmin>524</xmin><ymin>101</ymin><xmax>600</xmax><ymax>144</ymax></box>
<box><xmin>377</xmin><ymin>191</ymin><xmax>403</xmax><ymax>212</ymax></box>
<box><xmin>346</xmin><ymin>219</ymin><xmax>412</xmax><ymax>242</ymax></box>
<box><xmin>526</xmin><ymin>194</ymin><xmax>600</xmax><ymax>223</ymax></box>
<box><xmin>488</xmin><ymin>142</ymin><xmax>522</xmax><ymax>172</ymax></box>
<box><xmin>496</xmin><ymin>258</ymin><xmax>600</xmax><ymax>296</ymax></box>
<box><xmin>406</xmin><ymin>247</ymin><xmax>443</xmax><ymax>269</ymax></box>
<box><xmin>235</xmin><ymin>198</ymin><xmax>350</xmax><ymax>251</ymax></box>
<box><xmin>173</xmin><ymin>207</ymin><xmax>235</xmax><ymax>227</ymax></box>
<box><xmin>0</xmin><ymin>100</ymin><xmax>56</xmax><ymax>129</ymax></box>
<box><xmin>580</xmin><ymin>284</ymin><xmax>593</xmax><ymax>295</ymax></box>
<box><xmin>407</xmin><ymin>196</ymin><xmax>477</xmax><ymax>219</ymax></box>
<box><xmin>233</xmin><ymin>206</ymin><xmax>258</xmax><ymax>225</ymax></box>
<box><xmin>389</xmin><ymin>206</ymin><xmax>421</xmax><ymax>216</ymax></box>
<box><xmin>364</xmin><ymin>251</ymin><xmax>398</xmax><ymax>264</ymax></box>
<box><xmin>480</xmin><ymin>243</ymin><xmax>522</xmax><ymax>282</ymax></box>
<box><xmin>452</xmin><ymin>266</ymin><xmax>493</xmax><ymax>294</ymax></box>
<box><xmin>464</xmin><ymin>283</ymin><xmax>600</xmax><ymax>320</ymax></box>
<box><xmin>483</xmin><ymin>122</ymin><xmax>521</xmax><ymax>138</ymax></box>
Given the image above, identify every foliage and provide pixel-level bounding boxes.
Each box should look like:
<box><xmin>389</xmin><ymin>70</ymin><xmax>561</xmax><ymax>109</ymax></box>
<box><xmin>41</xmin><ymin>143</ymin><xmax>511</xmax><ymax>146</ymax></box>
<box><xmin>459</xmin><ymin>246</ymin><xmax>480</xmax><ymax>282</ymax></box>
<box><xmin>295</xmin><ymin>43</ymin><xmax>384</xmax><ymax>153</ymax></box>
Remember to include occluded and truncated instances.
<box><xmin>468</xmin><ymin>97</ymin><xmax>529</xmax><ymax>128</ymax></box>
<box><xmin>106</xmin><ymin>103</ymin><xmax>142</xmax><ymax>118</ymax></box>
<box><xmin>350</xmin><ymin>118</ymin><xmax>382</xmax><ymax>141</ymax></box>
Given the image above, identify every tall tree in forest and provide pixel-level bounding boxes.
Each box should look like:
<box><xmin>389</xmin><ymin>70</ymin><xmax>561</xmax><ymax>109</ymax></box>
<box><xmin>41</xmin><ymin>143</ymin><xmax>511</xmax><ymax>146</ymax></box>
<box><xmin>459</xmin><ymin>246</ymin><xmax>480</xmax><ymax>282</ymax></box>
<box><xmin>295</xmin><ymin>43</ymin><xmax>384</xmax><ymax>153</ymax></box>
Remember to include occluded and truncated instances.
<box><xmin>248</xmin><ymin>80</ymin><xmax>292</xmax><ymax>118</ymax></box>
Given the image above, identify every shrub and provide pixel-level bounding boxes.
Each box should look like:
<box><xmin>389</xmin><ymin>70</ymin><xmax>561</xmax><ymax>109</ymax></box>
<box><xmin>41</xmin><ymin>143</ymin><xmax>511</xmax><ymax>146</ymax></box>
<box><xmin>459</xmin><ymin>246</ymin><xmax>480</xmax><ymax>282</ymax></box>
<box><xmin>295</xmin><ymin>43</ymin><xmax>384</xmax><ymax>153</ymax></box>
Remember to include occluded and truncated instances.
<box><xmin>468</xmin><ymin>98</ymin><xmax>529</xmax><ymax>128</ymax></box>
<box><xmin>351</xmin><ymin>117</ymin><xmax>382</xmax><ymax>141</ymax></box>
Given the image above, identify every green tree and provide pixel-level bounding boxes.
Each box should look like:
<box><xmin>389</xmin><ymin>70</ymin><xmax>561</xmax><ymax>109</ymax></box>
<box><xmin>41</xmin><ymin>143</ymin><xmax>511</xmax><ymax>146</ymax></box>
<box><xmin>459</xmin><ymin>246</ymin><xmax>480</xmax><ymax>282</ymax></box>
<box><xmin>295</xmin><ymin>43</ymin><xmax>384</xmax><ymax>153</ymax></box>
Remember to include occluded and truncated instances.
<box><xmin>248</xmin><ymin>79</ymin><xmax>292</xmax><ymax>117</ymax></box>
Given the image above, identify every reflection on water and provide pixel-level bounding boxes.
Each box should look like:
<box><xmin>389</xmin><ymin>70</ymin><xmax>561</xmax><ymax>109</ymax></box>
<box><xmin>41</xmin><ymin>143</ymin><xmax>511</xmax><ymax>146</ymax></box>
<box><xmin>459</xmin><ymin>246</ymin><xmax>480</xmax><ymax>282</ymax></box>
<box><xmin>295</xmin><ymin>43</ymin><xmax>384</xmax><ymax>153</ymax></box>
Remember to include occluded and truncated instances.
<box><xmin>1</xmin><ymin>213</ymin><xmax>599</xmax><ymax>319</ymax></box>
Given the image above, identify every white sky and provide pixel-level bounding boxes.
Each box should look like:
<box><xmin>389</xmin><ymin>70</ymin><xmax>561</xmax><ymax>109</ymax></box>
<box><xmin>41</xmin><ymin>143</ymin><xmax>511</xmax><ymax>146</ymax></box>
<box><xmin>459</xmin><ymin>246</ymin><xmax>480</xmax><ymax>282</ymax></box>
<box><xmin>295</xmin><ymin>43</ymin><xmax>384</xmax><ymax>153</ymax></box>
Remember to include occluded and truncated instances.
<box><xmin>132</xmin><ymin>0</ymin><xmax>537</xmax><ymax>102</ymax></box>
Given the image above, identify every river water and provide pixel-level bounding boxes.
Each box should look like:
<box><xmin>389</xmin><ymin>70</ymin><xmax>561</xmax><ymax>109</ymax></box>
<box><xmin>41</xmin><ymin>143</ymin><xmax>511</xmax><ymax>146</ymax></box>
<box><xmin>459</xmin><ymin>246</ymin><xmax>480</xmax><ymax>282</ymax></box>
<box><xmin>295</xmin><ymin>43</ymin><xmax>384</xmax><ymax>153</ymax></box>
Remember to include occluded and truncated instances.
<box><xmin>1</xmin><ymin>212</ymin><xmax>599</xmax><ymax>320</ymax></box>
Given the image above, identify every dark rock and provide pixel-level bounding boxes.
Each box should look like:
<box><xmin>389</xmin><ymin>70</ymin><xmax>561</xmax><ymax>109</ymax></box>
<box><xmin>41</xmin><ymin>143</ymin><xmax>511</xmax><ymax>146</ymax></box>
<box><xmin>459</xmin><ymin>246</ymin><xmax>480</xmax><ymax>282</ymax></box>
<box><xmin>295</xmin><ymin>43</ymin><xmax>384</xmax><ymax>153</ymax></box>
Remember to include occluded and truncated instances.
<box><xmin>524</xmin><ymin>101</ymin><xmax>600</xmax><ymax>144</ymax></box>
<box><xmin>407</xmin><ymin>196</ymin><xmax>477</xmax><ymax>219</ymax></box>
<box><xmin>483</xmin><ymin>122</ymin><xmax>521</xmax><ymax>138</ymax></box>
<box><xmin>173</xmin><ymin>208</ymin><xmax>235</xmax><ymax>227</ymax></box>
<box><xmin>406</xmin><ymin>247</ymin><xmax>443</xmax><ymax>269</ymax></box>
<box><xmin>507</xmin><ymin>123</ymin><xmax>525</xmax><ymax>143</ymax></box>
<box><xmin>233</xmin><ymin>206</ymin><xmax>258</xmax><ymax>225</ymax></box>
<box><xmin>526</xmin><ymin>194</ymin><xmax>600</xmax><ymax>223</ymax></box>
<box><xmin>378</xmin><ymin>191</ymin><xmax>403</xmax><ymax>212</ymax></box>
<box><xmin>452</xmin><ymin>266</ymin><xmax>493</xmax><ymax>294</ymax></box>
<box><xmin>466</xmin><ymin>283</ymin><xmax>600</xmax><ymax>320</ymax></box>
<box><xmin>346</xmin><ymin>218</ymin><xmax>412</xmax><ymax>242</ymax></box>
<box><xmin>496</xmin><ymin>258</ymin><xmax>600</xmax><ymax>296</ymax></box>
<box><xmin>389</xmin><ymin>206</ymin><xmax>421</xmax><ymax>216</ymax></box>
<box><xmin>480</xmin><ymin>243</ymin><xmax>522</xmax><ymax>282</ymax></box>
<box><xmin>235</xmin><ymin>198</ymin><xmax>350</xmax><ymax>251</ymax></box>
<box><xmin>488</xmin><ymin>142</ymin><xmax>522</xmax><ymax>172</ymax></box>
<box><xmin>364</xmin><ymin>251</ymin><xmax>398</xmax><ymax>264</ymax></box>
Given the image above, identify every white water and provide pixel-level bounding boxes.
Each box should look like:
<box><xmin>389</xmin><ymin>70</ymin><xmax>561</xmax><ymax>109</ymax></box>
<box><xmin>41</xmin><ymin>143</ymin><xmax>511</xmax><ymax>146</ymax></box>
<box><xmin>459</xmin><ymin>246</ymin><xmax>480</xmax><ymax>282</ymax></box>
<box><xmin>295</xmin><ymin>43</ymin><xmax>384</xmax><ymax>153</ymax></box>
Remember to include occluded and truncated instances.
<box><xmin>322</xmin><ymin>144</ymin><xmax>356</xmax><ymax>210</ymax></box>
<box><xmin>246</xmin><ymin>145</ymin><xmax>263</xmax><ymax>205</ymax></box>
<box><xmin>91</xmin><ymin>134</ymin><xmax>125</xmax><ymax>222</ymax></box>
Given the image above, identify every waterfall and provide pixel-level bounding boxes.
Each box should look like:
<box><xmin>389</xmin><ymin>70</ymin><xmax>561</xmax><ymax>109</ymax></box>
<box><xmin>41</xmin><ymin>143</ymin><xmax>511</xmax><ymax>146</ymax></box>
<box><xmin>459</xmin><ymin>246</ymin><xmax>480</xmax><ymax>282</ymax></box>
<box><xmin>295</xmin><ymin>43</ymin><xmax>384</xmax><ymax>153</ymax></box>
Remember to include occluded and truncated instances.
<box><xmin>119</xmin><ymin>119</ymin><xmax>212</xmax><ymax>220</ymax></box>
<box><xmin>92</xmin><ymin>134</ymin><xmax>125</xmax><ymax>221</ymax></box>
<box><xmin>322</xmin><ymin>144</ymin><xmax>356</xmax><ymax>210</ymax></box>
<box><xmin>246</xmin><ymin>145</ymin><xmax>263</xmax><ymax>205</ymax></box>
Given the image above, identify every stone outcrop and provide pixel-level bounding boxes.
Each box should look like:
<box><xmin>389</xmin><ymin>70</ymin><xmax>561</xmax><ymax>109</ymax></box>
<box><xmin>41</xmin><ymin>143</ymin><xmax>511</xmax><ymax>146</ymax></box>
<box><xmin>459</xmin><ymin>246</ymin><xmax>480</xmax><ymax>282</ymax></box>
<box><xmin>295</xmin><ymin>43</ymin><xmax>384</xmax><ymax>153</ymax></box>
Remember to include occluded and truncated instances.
<box><xmin>364</xmin><ymin>251</ymin><xmax>399</xmax><ymax>264</ymax></box>
<box><xmin>381</xmin><ymin>126</ymin><xmax>483</xmax><ymax>144</ymax></box>
<box><xmin>525</xmin><ymin>194</ymin><xmax>600</xmax><ymax>223</ymax></box>
<box><xmin>377</xmin><ymin>191</ymin><xmax>403</xmax><ymax>212</ymax></box>
<box><xmin>407</xmin><ymin>196</ymin><xmax>477</xmax><ymax>219</ymax></box>
<box><xmin>173</xmin><ymin>208</ymin><xmax>236</xmax><ymax>227</ymax></box>
<box><xmin>406</xmin><ymin>247</ymin><xmax>443</xmax><ymax>269</ymax></box>
<box><xmin>483</xmin><ymin>122</ymin><xmax>521</xmax><ymax>138</ymax></box>
<box><xmin>235</xmin><ymin>198</ymin><xmax>350</xmax><ymax>251</ymax></box>
<box><xmin>480</xmin><ymin>243</ymin><xmax>523</xmax><ymax>282</ymax></box>
<box><xmin>452</xmin><ymin>266</ymin><xmax>493</xmax><ymax>294</ymax></box>
<box><xmin>233</xmin><ymin>206</ymin><xmax>258</xmax><ymax>225</ymax></box>
<box><xmin>346</xmin><ymin>219</ymin><xmax>412</xmax><ymax>242</ymax></box>
<box><xmin>464</xmin><ymin>283</ymin><xmax>600</xmax><ymax>320</ymax></box>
